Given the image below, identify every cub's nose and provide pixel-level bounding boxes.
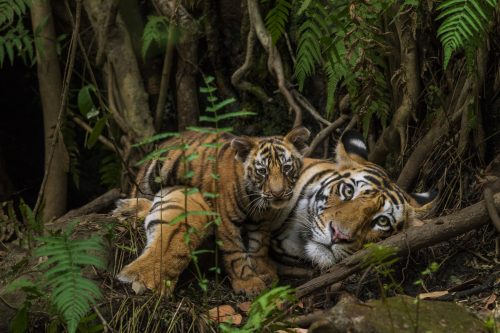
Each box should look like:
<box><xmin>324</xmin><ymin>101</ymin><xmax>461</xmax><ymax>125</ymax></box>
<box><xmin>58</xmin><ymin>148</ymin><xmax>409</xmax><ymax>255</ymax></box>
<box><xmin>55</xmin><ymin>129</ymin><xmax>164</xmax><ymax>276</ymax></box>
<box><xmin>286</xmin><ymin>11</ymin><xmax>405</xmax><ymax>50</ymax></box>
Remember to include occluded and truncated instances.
<box><xmin>330</xmin><ymin>223</ymin><xmax>352</xmax><ymax>243</ymax></box>
<box><xmin>271</xmin><ymin>189</ymin><xmax>285</xmax><ymax>198</ymax></box>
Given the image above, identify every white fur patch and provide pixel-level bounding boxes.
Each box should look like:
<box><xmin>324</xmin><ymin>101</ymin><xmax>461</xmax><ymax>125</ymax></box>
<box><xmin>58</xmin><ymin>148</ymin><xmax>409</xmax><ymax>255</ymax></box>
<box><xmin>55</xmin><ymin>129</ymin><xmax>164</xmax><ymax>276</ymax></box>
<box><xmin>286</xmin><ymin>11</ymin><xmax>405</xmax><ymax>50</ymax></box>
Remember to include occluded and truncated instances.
<box><xmin>348</xmin><ymin>138</ymin><xmax>367</xmax><ymax>151</ymax></box>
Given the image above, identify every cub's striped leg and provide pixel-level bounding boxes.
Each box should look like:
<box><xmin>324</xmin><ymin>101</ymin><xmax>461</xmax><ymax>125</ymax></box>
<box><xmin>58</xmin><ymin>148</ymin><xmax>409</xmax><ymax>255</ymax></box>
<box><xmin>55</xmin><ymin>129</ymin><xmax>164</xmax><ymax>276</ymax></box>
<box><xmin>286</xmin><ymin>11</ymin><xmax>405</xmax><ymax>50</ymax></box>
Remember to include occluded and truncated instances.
<box><xmin>217</xmin><ymin>213</ymin><xmax>271</xmax><ymax>296</ymax></box>
<box><xmin>117</xmin><ymin>188</ymin><xmax>213</xmax><ymax>295</ymax></box>
<box><xmin>246</xmin><ymin>226</ymin><xmax>278</xmax><ymax>285</ymax></box>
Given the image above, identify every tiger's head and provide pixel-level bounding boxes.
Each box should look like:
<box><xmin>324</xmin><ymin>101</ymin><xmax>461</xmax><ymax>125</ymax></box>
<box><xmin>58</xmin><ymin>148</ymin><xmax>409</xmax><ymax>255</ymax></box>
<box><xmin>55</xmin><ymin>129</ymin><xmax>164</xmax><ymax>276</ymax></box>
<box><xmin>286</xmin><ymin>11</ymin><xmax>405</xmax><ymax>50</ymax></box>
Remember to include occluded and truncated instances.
<box><xmin>301</xmin><ymin>131</ymin><xmax>437</xmax><ymax>269</ymax></box>
<box><xmin>231</xmin><ymin>127</ymin><xmax>310</xmax><ymax>210</ymax></box>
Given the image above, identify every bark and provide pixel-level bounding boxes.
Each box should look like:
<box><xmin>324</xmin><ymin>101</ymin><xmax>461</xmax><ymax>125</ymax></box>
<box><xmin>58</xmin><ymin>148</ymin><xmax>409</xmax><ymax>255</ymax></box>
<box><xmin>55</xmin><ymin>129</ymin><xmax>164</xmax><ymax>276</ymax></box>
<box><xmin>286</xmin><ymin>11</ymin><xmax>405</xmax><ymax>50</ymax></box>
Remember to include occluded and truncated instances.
<box><xmin>295</xmin><ymin>193</ymin><xmax>500</xmax><ymax>298</ymax></box>
<box><xmin>176</xmin><ymin>41</ymin><xmax>200</xmax><ymax>130</ymax></box>
<box><xmin>31</xmin><ymin>0</ymin><xmax>68</xmax><ymax>221</ymax></box>
<box><xmin>58</xmin><ymin>188</ymin><xmax>122</xmax><ymax>221</ymax></box>
<box><xmin>84</xmin><ymin>0</ymin><xmax>154</xmax><ymax>141</ymax></box>
<box><xmin>304</xmin><ymin>115</ymin><xmax>350</xmax><ymax>157</ymax></box>
<box><xmin>369</xmin><ymin>8</ymin><xmax>420</xmax><ymax>164</ymax></box>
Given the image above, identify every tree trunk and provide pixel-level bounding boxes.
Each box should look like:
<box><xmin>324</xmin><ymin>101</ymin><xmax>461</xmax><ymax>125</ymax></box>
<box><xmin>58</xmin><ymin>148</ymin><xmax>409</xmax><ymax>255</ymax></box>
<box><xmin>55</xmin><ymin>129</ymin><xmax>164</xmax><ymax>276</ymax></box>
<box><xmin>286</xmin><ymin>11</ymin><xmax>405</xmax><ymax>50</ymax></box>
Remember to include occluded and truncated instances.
<box><xmin>83</xmin><ymin>0</ymin><xmax>155</xmax><ymax>141</ymax></box>
<box><xmin>31</xmin><ymin>0</ymin><xmax>68</xmax><ymax>221</ymax></box>
<box><xmin>176</xmin><ymin>41</ymin><xmax>199</xmax><ymax>130</ymax></box>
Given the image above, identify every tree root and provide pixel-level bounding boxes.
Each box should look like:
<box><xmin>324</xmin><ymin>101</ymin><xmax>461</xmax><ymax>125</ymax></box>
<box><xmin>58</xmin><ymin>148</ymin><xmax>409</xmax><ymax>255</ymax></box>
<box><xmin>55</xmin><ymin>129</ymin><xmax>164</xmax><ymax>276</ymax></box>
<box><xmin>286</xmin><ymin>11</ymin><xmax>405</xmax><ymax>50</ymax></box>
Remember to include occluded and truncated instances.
<box><xmin>304</xmin><ymin>115</ymin><xmax>350</xmax><ymax>157</ymax></box>
<box><xmin>295</xmin><ymin>193</ymin><xmax>500</xmax><ymax>298</ymax></box>
<box><xmin>247</xmin><ymin>0</ymin><xmax>302</xmax><ymax>127</ymax></box>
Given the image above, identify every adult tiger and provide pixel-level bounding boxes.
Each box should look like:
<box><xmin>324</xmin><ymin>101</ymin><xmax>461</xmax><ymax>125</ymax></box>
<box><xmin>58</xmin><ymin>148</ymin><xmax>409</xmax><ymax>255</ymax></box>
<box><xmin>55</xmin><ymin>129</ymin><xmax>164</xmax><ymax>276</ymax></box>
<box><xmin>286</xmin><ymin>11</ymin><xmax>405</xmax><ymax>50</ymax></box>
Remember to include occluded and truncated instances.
<box><xmin>128</xmin><ymin>128</ymin><xmax>311</xmax><ymax>295</ymax></box>
<box><xmin>270</xmin><ymin>131</ymin><xmax>436</xmax><ymax>270</ymax></box>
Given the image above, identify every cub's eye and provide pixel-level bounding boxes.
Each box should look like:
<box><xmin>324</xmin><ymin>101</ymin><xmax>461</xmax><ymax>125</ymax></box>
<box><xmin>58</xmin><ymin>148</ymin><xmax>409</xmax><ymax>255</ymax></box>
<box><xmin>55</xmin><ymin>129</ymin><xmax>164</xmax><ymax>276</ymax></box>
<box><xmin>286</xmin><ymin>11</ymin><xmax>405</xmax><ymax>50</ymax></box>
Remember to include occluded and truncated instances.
<box><xmin>374</xmin><ymin>215</ymin><xmax>391</xmax><ymax>230</ymax></box>
<box><xmin>256</xmin><ymin>167</ymin><xmax>267</xmax><ymax>176</ymax></box>
<box><xmin>283</xmin><ymin>164</ymin><xmax>292</xmax><ymax>173</ymax></box>
<box><xmin>339</xmin><ymin>183</ymin><xmax>355</xmax><ymax>201</ymax></box>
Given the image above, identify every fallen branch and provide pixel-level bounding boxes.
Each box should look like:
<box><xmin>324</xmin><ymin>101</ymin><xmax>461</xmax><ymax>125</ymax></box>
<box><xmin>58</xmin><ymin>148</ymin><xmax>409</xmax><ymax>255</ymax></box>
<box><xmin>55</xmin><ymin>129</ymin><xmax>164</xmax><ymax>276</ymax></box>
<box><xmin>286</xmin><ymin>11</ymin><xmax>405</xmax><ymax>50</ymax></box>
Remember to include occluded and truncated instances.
<box><xmin>56</xmin><ymin>188</ymin><xmax>122</xmax><ymax>222</ymax></box>
<box><xmin>295</xmin><ymin>193</ymin><xmax>500</xmax><ymax>298</ymax></box>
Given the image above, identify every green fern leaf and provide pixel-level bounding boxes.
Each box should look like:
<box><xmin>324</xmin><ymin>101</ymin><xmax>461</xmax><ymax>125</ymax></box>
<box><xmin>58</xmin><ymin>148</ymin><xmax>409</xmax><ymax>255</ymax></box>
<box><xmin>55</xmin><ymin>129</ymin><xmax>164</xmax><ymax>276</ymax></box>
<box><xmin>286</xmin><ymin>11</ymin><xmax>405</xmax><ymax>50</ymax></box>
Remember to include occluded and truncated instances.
<box><xmin>436</xmin><ymin>0</ymin><xmax>498</xmax><ymax>68</ymax></box>
<box><xmin>35</xmin><ymin>223</ymin><xmax>105</xmax><ymax>333</ymax></box>
<box><xmin>264</xmin><ymin>0</ymin><xmax>292</xmax><ymax>44</ymax></box>
<box><xmin>142</xmin><ymin>15</ymin><xmax>169</xmax><ymax>59</ymax></box>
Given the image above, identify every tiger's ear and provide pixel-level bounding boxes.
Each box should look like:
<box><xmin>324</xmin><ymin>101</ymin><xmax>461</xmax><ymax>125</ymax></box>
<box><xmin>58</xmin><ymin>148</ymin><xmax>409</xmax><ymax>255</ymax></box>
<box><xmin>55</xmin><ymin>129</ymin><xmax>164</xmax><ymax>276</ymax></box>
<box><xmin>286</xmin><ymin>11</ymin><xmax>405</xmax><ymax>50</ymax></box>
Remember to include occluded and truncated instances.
<box><xmin>231</xmin><ymin>136</ymin><xmax>256</xmax><ymax>162</ymax></box>
<box><xmin>284</xmin><ymin>126</ymin><xmax>311</xmax><ymax>155</ymax></box>
<box><xmin>409</xmin><ymin>190</ymin><xmax>438</xmax><ymax>219</ymax></box>
<box><xmin>336</xmin><ymin>130</ymin><xmax>369</xmax><ymax>167</ymax></box>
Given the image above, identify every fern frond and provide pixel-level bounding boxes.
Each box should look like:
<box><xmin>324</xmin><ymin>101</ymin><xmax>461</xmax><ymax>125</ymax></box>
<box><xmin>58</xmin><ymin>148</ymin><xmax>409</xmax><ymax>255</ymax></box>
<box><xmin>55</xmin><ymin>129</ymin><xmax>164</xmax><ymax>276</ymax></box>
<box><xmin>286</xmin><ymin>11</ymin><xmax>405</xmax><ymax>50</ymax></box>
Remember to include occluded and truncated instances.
<box><xmin>294</xmin><ymin>3</ymin><xmax>331</xmax><ymax>90</ymax></box>
<box><xmin>264</xmin><ymin>0</ymin><xmax>292</xmax><ymax>44</ymax></box>
<box><xmin>142</xmin><ymin>15</ymin><xmax>169</xmax><ymax>59</ymax></box>
<box><xmin>436</xmin><ymin>0</ymin><xmax>498</xmax><ymax>68</ymax></box>
<box><xmin>0</xmin><ymin>0</ymin><xmax>30</xmax><ymax>29</ymax></box>
<box><xmin>36</xmin><ymin>224</ymin><xmax>105</xmax><ymax>333</ymax></box>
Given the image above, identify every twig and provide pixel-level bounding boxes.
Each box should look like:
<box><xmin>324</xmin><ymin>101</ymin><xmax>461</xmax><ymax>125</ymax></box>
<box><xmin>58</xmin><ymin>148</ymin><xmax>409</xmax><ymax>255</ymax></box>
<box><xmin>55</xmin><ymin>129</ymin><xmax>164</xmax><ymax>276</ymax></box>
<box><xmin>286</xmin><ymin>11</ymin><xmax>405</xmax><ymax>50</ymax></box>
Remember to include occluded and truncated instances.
<box><xmin>33</xmin><ymin>0</ymin><xmax>82</xmax><ymax>218</ymax></box>
<box><xmin>292</xmin><ymin>90</ymin><xmax>331</xmax><ymax>126</ymax></box>
<box><xmin>154</xmin><ymin>1</ymin><xmax>177</xmax><ymax>131</ymax></box>
<box><xmin>295</xmin><ymin>193</ymin><xmax>500</xmax><ymax>298</ymax></box>
<box><xmin>304</xmin><ymin>115</ymin><xmax>349</xmax><ymax>157</ymax></box>
<box><xmin>435</xmin><ymin>275</ymin><xmax>498</xmax><ymax>301</ymax></box>
<box><xmin>484</xmin><ymin>188</ymin><xmax>500</xmax><ymax>233</ymax></box>
<box><xmin>71</xmin><ymin>116</ymin><xmax>118</xmax><ymax>152</ymax></box>
<box><xmin>92</xmin><ymin>305</ymin><xmax>112</xmax><ymax>333</ymax></box>
<box><xmin>247</xmin><ymin>0</ymin><xmax>302</xmax><ymax>127</ymax></box>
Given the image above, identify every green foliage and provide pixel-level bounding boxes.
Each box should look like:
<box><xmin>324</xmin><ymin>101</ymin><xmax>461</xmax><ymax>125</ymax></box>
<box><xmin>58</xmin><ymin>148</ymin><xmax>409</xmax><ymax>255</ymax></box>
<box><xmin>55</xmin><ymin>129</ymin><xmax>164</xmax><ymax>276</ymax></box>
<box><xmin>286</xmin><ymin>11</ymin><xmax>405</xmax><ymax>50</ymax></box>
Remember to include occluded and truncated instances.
<box><xmin>142</xmin><ymin>15</ymin><xmax>172</xmax><ymax>59</ymax></box>
<box><xmin>0</xmin><ymin>0</ymin><xmax>30</xmax><ymax>28</ymax></box>
<box><xmin>293</xmin><ymin>0</ymin><xmax>392</xmax><ymax>127</ymax></box>
<box><xmin>0</xmin><ymin>0</ymin><xmax>33</xmax><ymax>67</ymax></box>
<box><xmin>219</xmin><ymin>285</ymin><xmax>295</xmax><ymax>332</ymax></box>
<box><xmin>99</xmin><ymin>154</ymin><xmax>122</xmax><ymax>189</ymax></box>
<box><xmin>264</xmin><ymin>0</ymin><xmax>292</xmax><ymax>44</ymax></box>
<box><xmin>35</xmin><ymin>222</ymin><xmax>105</xmax><ymax>333</ymax></box>
<box><xmin>436</xmin><ymin>0</ymin><xmax>498</xmax><ymax>68</ymax></box>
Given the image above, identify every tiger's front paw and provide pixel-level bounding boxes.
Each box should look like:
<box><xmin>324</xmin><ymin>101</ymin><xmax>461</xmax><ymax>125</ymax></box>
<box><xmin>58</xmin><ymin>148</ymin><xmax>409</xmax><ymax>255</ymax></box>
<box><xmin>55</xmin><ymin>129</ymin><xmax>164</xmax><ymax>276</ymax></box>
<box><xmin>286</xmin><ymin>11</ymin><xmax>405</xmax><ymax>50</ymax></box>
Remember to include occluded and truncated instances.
<box><xmin>254</xmin><ymin>260</ymin><xmax>279</xmax><ymax>285</ymax></box>
<box><xmin>231</xmin><ymin>276</ymin><xmax>268</xmax><ymax>296</ymax></box>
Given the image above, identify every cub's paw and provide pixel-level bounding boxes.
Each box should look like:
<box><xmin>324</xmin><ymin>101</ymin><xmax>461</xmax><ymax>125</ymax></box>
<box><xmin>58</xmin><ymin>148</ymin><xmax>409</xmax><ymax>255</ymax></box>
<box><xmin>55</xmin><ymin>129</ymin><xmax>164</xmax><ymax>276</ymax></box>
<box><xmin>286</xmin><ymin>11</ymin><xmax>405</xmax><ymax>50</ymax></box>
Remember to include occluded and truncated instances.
<box><xmin>255</xmin><ymin>262</ymin><xmax>279</xmax><ymax>285</ymax></box>
<box><xmin>231</xmin><ymin>276</ymin><xmax>268</xmax><ymax>296</ymax></box>
<box><xmin>112</xmin><ymin>198</ymin><xmax>152</xmax><ymax>221</ymax></box>
<box><xmin>117</xmin><ymin>260</ymin><xmax>176</xmax><ymax>296</ymax></box>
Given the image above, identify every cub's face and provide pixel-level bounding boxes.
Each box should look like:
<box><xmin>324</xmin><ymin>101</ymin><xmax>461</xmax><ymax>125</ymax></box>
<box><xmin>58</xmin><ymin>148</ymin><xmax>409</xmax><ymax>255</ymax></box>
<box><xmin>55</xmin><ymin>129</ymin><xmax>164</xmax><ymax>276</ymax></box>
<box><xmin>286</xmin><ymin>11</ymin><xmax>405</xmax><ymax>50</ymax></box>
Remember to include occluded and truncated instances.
<box><xmin>301</xmin><ymin>131</ymin><xmax>436</xmax><ymax>269</ymax></box>
<box><xmin>231</xmin><ymin>127</ymin><xmax>310</xmax><ymax>211</ymax></box>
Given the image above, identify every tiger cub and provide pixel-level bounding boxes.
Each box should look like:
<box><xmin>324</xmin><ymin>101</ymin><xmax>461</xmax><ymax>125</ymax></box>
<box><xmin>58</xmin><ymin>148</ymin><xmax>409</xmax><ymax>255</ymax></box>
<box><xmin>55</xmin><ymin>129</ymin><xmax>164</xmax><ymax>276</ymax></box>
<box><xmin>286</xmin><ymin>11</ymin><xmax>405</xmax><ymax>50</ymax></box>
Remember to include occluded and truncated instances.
<box><xmin>129</xmin><ymin>128</ymin><xmax>310</xmax><ymax>295</ymax></box>
<box><xmin>271</xmin><ymin>130</ymin><xmax>436</xmax><ymax>270</ymax></box>
<box><xmin>114</xmin><ymin>187</ymin><xmax>212</xmax><ymax>295</ymax></box>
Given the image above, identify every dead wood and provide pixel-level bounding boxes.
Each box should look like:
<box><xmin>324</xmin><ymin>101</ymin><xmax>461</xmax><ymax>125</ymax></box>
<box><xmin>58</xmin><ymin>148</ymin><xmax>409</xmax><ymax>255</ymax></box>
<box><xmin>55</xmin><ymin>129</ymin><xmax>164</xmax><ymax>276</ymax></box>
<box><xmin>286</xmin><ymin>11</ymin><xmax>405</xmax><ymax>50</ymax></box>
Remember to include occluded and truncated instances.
<box><xmin>295</xmin><ymin>193</ymin><xmax>500</xmax><ymax>298</ymax></box>
<box><xmin>57</xmin><ymin>189</ymin><xmax>122</xmax><ymax>222</ymax></box>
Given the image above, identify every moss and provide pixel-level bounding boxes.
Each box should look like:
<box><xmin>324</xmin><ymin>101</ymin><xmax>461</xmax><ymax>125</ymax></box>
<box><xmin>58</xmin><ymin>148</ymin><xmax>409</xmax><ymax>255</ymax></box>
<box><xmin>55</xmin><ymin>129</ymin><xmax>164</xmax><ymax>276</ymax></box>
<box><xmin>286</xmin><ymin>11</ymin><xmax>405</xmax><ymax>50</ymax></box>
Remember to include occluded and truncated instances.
<box><xmin>310</xmin><ymin>295</ymin><xmax>487</xmax><ymax>333</ymax></box>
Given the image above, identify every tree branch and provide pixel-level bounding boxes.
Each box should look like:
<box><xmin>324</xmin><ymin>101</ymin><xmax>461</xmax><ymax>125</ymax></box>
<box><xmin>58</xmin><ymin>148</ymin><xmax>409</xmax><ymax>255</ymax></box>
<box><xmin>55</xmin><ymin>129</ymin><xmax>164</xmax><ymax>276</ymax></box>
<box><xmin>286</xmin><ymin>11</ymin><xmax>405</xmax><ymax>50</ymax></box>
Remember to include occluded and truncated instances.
<box><xmin>304</xmin><ymin>115</ymin><xmax>350</xmax><ymax>157</ymax></box>
<box><xmin>295</xmin><ymin>193</ymin><xmax>500</xmax><ymax>298</ymax></box>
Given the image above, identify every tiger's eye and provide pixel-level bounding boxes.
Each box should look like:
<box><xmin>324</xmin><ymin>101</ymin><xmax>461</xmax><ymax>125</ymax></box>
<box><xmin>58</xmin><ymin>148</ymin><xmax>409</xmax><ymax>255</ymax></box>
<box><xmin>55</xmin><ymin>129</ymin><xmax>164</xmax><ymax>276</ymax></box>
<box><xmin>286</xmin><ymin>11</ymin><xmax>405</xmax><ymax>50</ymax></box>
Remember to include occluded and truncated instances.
<box><xmin>339</xmin><ymin>183</ymin><xmax>355</xmax><ymax>200</ymax></box>
<box><xmin>256</xmin><ymin>167</ymin><xmax>266</xmax><ymax>176</ymax></box>
<box><xmin>375</xmin><ymin>216</ymin><xmax>390</xmax><ymax>229</ymax></box>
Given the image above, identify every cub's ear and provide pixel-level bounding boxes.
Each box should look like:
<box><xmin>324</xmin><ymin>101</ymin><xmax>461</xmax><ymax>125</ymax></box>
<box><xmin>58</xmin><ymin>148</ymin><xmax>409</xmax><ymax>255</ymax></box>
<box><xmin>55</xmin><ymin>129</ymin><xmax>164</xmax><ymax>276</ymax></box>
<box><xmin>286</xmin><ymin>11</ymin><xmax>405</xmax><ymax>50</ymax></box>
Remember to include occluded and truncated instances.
<box><xmin>284</xmin><ymin>126</ymin><xmax>311</xmax><ymax>155</ymax></box>
<box><xmin>409</xmin><ymin>190</ymin><xmax>438</xmax><ymax>218</ymax></box>
<box><xmin>231</xmin><ymin>136</ymin><xmax>256</xmax><ymax>162</ymax></box>
<box><xmin>336</xmin><ymin>130</ymin><xmax>369</xmax><ymax>167</ymax></box>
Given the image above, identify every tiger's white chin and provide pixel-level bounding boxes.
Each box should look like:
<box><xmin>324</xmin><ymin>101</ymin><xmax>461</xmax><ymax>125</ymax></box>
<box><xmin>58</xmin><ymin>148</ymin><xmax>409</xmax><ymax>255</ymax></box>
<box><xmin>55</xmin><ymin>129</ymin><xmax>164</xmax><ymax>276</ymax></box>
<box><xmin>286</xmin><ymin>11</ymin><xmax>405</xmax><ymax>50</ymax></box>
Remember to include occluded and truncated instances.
<box><xmin>304</xmin><ymin>242</ymin><xmax>347</xmax><ymax>270</ymax></box>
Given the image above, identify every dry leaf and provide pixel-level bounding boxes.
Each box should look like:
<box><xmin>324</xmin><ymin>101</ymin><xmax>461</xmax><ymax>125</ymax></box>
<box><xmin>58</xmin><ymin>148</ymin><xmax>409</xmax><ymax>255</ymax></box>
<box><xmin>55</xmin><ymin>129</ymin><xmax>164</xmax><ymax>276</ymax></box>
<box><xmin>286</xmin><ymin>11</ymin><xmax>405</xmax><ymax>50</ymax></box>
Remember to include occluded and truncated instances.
<box><xmin>418</xmin><ymin>290</ymin><xmax>448</xmax><ymax>299</ymax></box>
<box><xmin>208</xmin><ymin>305</ymin><xmax>242</xmax><ymax>325</ymax></box>
<box><xmin>276</xmin><ymin>329</ymin><xmax>308</xmax><ymax>333</ymax></box>
<box><xmin>483</xmin><ymin>294</ymin><xmax>497</xmax><ymax>309</ymax></box>
<box><xmin>237</xmin><ymin>301</ymin><xmax>251</xmax><ymax>313</ymax></box>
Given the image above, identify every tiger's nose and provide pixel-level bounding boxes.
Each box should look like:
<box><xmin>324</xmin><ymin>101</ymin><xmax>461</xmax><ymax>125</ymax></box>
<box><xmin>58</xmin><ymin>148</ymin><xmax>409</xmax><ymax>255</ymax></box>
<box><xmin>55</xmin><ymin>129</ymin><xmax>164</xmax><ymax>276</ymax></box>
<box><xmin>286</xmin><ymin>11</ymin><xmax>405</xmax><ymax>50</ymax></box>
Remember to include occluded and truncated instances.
<box><xmin>330</xmin><ymin>223</ymin><xmax>352</xmax><ymax>243</ymax></box>
<box><xmin>271</xmin><ymin>188</ymin><xmax>285</xmax><ymax>198</ymax></box>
